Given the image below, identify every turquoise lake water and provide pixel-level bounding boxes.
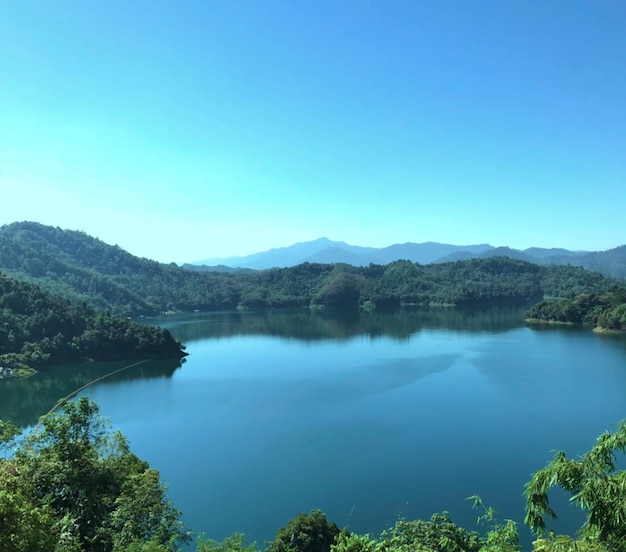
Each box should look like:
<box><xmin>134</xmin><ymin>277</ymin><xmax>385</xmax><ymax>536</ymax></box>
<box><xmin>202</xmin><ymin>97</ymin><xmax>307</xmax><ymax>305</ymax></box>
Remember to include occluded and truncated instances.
<box><xmin>3</xmin><ymin>307</ymin><xmax>626</xmax><ymax>547</ymax></box>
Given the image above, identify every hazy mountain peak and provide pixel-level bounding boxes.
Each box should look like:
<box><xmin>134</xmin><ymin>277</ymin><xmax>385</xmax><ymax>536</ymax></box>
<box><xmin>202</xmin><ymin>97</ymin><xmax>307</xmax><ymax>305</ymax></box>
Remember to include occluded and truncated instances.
<box><xmin>189</xmin><ymin>237</ymin><xmax>626</xmax><ymax>279</ymax></box>
<box><xmin>191</xmin><ymin>238</ymin><xmax>496</xmax><ymax>268</ymax></box>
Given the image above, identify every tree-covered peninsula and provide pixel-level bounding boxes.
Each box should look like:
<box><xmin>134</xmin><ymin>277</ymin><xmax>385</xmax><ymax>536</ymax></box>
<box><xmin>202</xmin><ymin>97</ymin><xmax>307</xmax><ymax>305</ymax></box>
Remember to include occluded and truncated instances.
<box><xmin>0</xmin><ymin>271</ymin><xmax>185</xmax><ymax>374</ymax></box>
<box><xmin>526</xmin><ymin>285</ymin><xmax>626</xmax><ymax>332</ymax></box>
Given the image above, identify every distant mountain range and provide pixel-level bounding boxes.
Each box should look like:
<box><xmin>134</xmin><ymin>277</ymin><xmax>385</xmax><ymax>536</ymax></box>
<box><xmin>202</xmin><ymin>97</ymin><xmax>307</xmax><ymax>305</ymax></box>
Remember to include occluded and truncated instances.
<box><xmin>189</xmin><ymin>238</ymin><xmax>493</xmax><ymax>269</ymax></box>
<box><xmin>188</xmin><ymin>238</ymin><xmax>626</xmax><ymax>279</ymax></box>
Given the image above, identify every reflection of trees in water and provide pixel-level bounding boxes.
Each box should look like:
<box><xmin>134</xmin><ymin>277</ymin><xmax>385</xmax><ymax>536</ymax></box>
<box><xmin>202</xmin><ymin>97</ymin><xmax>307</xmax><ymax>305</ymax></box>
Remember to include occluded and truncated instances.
<box><xmin>0</xmin><ymin>358</ymin><xmax>182</xmax><ymax>427</ymax></box>
<box><xmin>162</xmin><ymin>305</ymin><xmax>530</xmax><ymax>343</ymax></box>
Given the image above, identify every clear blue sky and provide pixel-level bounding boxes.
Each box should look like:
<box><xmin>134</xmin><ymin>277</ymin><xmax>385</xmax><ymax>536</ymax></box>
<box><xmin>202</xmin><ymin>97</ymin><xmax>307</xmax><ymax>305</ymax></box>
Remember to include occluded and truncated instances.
<box><xmin>1</xmin><ymin>1</ymin><xmax>625</xmax><ymax>262</ymax></box>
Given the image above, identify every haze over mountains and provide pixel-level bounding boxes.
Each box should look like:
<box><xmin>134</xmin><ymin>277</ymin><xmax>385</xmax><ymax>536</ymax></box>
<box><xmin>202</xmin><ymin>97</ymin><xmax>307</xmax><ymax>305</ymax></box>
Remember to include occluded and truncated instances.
<box><xmin>189</xmin><ymin>238</ymin><xmax>626</xmax><ymax>279</ymax></box>
<box><xmin>190</xmin><ymin>238</ymin><xmax>493</xmax><ymax>268</ymax></box>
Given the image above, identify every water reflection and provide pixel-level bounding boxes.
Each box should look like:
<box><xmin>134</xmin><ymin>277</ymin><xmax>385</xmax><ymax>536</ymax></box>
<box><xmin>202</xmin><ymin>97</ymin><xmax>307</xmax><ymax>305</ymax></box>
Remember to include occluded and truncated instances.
<box><xmin>0</xmin><ymin>358</ymin><xmax>183</xmax><ymax>427</ymax></box>
<box><xmin>152</xmin><ymin>305</ymin><xmax>529</xmax><ymax>343</ymax></box>
<box><xmin>3</xmin><ymin>307</ymin><xmax>626</xmax><ymax>548</ymax></box>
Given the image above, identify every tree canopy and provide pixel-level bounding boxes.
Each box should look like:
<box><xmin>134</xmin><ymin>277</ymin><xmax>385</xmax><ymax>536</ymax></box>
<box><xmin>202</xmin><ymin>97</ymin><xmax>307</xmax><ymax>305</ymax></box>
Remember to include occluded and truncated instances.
<box><xmin>0</xmin><ymin>397</ymin><xmax>190</xmax><ymax>552</ymax></box>
<box><xmin>526</xmin><ymin>284</ymin><xmax>626</xmax><ymax>331</ymax></box>
<box><xmin>0</xmin><ymin>272</ymin><xmax>185</xmax><ymax>372</ymax></box>
<box><xmin>525</xmin><ymin>421</ymin><xmax>626</xmax><ymax>550</ymax></box>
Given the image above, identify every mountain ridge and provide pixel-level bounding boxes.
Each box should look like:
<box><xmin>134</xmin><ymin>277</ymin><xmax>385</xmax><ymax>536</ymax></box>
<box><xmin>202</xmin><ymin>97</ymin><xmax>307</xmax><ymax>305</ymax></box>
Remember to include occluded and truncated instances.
<box><xmin>191</xmin><ymin>239</ymin><xmax>496</xmax><ymax>269</ymax></box>
<box><xmin>189</xmin><ymin>238</ymin><xmax>626</xmax><ymax>279</ymax></box>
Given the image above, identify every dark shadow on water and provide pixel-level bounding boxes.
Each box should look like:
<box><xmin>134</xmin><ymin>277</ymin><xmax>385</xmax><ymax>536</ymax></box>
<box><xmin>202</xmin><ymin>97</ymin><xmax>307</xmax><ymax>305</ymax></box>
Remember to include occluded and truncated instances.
<box><xmin>290</xmin><ymin>354</ymin><xmax>459</xmax><ymax>403</ymax></box>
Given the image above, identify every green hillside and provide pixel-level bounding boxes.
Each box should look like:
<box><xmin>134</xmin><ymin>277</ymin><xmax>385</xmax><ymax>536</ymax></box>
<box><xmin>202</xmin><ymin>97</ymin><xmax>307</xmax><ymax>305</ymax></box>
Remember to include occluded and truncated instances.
<box><xmin>0</xmin><ymin>271</ymin><xmax>185</xmax><ymax>373</ymax></box>
<box><xmin>0</xmin><ymin>223</ymin><xmax>623</xmax><ymax>331</ymax></box>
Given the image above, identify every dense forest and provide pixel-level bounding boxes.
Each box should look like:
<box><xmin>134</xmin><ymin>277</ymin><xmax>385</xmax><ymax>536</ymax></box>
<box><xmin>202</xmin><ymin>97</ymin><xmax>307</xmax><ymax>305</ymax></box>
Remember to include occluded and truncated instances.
<box><xmin>2</xmin><ymin>397</ymin><xmax>626</xmax><ymax>552</ymax></box>
<box><xmin>0</xmin><ymin>222</ymin><xmax>619</xmax><ymax>319</ymax></box>
<box><xmin>527</xmin><ymin>284</ymin><xmax>626</xmax><ymax>331</ymax></box>
<box><xmin>0</xmin><ymin>271</ymin><xmax>185</xmax><ymax>373</ymax></box>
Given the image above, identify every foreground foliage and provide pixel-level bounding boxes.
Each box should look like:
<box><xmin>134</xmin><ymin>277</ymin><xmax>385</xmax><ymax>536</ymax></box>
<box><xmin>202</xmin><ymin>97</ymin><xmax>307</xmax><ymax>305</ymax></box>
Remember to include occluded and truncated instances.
<box><xmin>525</xmin><ymin>421</ymin><xmax>626</xmax><ymax>551</ymax></box>
<box><xmin>0</xmin><ymin>398</ymin><xmax>190</xmax><ymax>552</ymax></box>
<box><xmin>268</xmin><ymin>510</ymin><xmax>343</xmax><ymax>552</ymax></box>
<box><xmin>2</xmin><ymin>398</ymin><xmax>626</xmax><ymax>551</ymax></box>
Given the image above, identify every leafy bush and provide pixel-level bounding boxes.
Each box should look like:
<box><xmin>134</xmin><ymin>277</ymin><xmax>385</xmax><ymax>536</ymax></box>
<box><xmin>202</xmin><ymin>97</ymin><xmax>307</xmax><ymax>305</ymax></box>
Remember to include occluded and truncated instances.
<box><xmin>196</xmin><ymin>533</ymin><xmax>259</xmax><ymax>552</ymax></box>
<box><xmin>0</xmin><ymin>398</ymin><xmax>190</xmax><ymax>552</ymax></box>
<box><xmin>268</xmin><ymin>510</ymin><xmax>343</xmax><ymax>552</ymax></box>
<box><xmin>525</xmin><ymin>420</ymin><xmax>626</xmax><ymax>550</ymax></box>
<box><xmin>377</xmin><ymin>513</ymin><xmax>483</xmax><ymax>552</ymax></box>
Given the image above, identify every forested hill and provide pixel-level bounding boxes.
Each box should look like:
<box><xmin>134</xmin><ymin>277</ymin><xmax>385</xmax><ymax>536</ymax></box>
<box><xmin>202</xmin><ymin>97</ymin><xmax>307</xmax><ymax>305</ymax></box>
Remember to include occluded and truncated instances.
<box><xmin>0</xmin><ymin>271</ymin><xmax>186</xmax><ymax>372</ymax></box>
<box><xmin>527</xmin><ymin>285</ymin><xmax>626</xmax><ymax>332</ymax></box>
<box><xmin>0</xmin><ymin>222</ymin><xmax>617</xmax><ymax>318</ymax></box>
<box><xmin>0</xmin><ymin>222</ymin><xmax>176</xmax><ymax>315</ymax></box>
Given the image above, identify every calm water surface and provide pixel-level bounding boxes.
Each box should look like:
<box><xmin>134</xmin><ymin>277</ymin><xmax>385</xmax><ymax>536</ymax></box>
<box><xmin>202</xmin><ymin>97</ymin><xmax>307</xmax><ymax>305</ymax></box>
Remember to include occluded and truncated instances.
<box><xmin>2</xmin><ymin>307</ymin><xmax>626</xmax><ymax>546</ymax></box>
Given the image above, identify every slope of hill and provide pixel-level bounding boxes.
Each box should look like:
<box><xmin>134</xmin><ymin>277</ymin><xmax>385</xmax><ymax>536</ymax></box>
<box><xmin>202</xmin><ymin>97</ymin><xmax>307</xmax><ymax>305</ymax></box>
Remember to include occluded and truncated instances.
<box><xmin>575</xmin><ymin>245</ymin><xmax>626</xmax><ymax>279</ymax></box>
<box><xmin>430</xmin><ymin>245</ymin><xmax>626</xmax><ymax>280</ymax></box>
<box><xmin>306</xmin><ymin>246</ymin><xmax>379</xmax><ymax>265</ymax></box>
<box><xmin>0</xmin><ymin>221</ymin><xmax>234</xmax><ymax>316</ymax></box>
<box><xmin>370</xmin><ymin>242</ymin><xmax>493</xmax><ymax>265</ymax></box>
<box><xmin>179</xmin><ymin>264</ymin><xmax>255</xmax><ymax>274</ymax></box>
<box><xmin>523</xmin><ymin>247</ymin><xmax>587</xmax><ymax>260</ymax></box>
<box><xmin>436</xmin><ymin>247</ymin><xmax>537</xmax><ymax>264</ymax></box>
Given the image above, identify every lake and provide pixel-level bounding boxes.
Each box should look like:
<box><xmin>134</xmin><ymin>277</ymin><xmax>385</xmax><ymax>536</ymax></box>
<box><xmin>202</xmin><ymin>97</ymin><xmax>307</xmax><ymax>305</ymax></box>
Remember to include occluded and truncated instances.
<box><xmin>2</xmin><ymin>306</ymin><xmax>626</xmax><ymax>547</ymax></box>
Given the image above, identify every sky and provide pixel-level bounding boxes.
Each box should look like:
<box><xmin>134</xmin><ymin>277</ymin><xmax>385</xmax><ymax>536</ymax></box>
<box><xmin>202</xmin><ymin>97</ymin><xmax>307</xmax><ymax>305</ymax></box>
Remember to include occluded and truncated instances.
<box><xmin>1</xmin><ymin>1</ymin><xmax>625</xmax><ymax>263</ymax></box>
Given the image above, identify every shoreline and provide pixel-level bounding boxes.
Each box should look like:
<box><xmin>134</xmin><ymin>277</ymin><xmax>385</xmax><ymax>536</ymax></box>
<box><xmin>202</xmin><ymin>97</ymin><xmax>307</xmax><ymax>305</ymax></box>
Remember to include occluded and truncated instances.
<box><xmin>525</xmin><ymin>318</ymin><xmax>575</xmax><ymax>326</ymax></box>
